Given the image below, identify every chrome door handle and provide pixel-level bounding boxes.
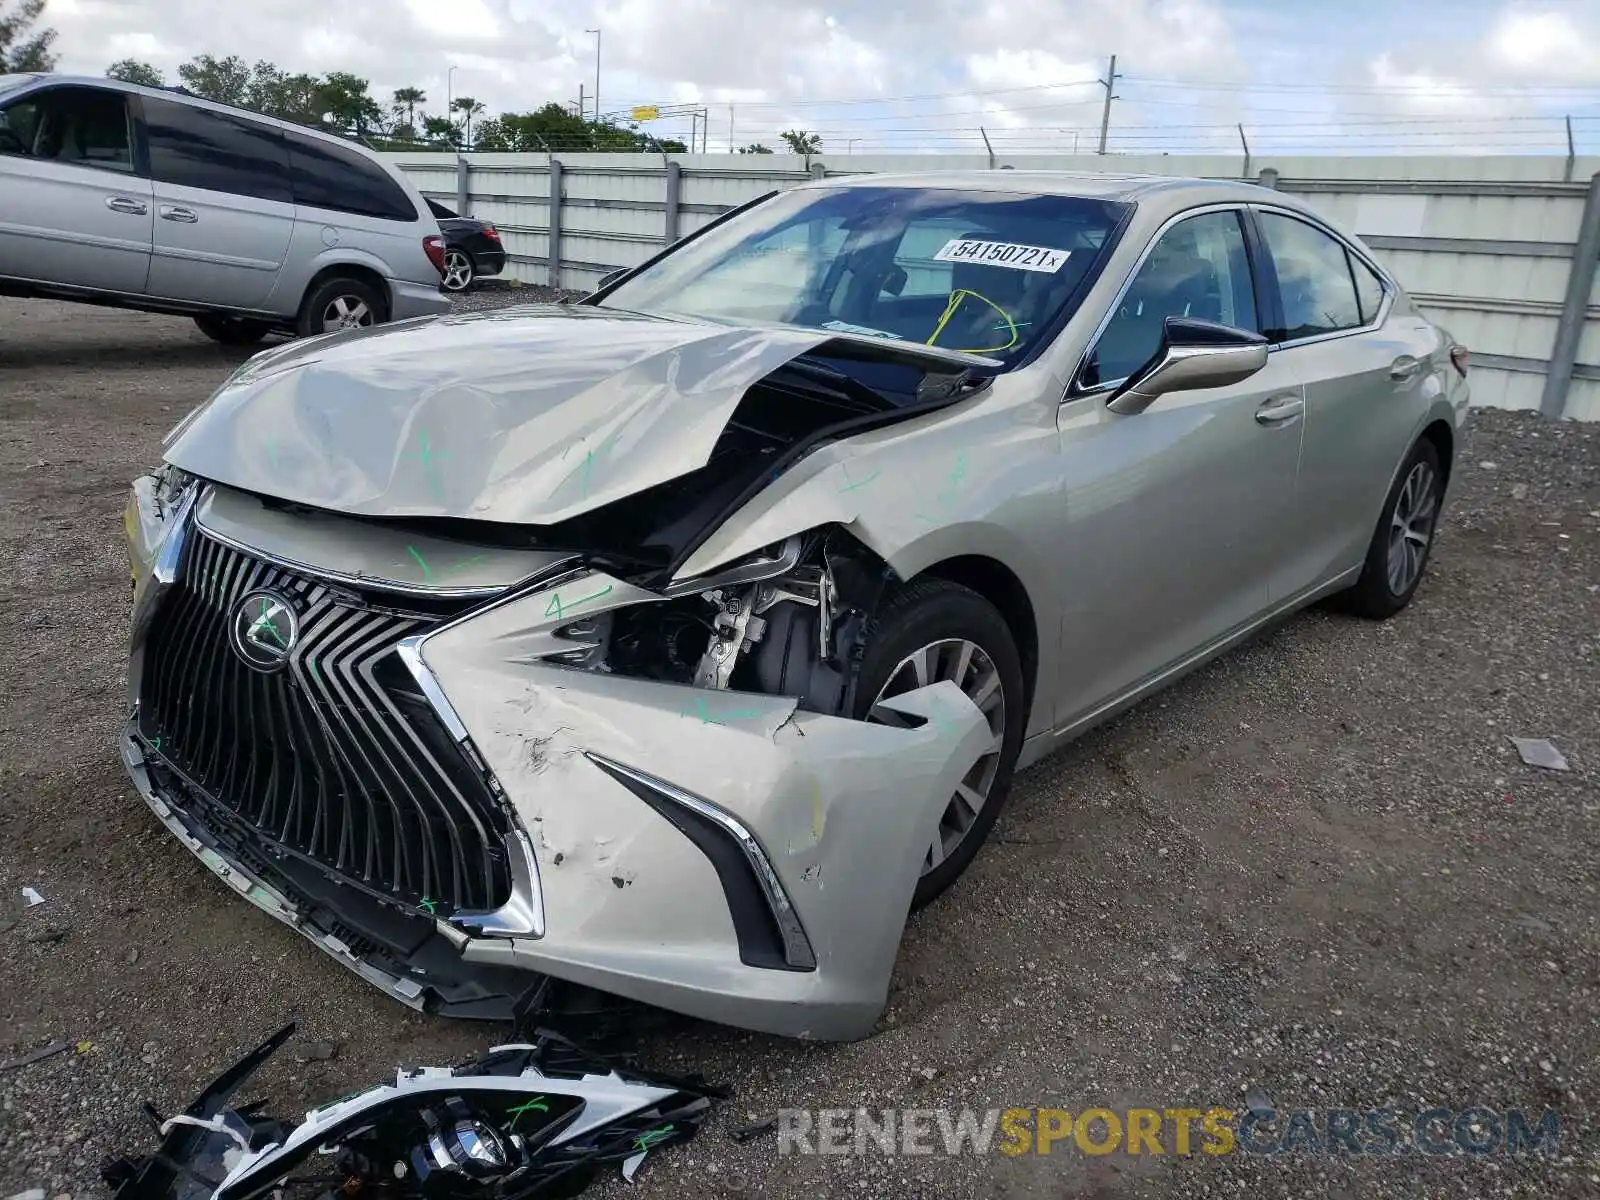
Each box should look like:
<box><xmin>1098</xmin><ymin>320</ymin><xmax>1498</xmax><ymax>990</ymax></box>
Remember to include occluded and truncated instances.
<box><xmin>1254</xmin><ymin>395</ymin><xmax>1304</xmax><ymax>425</ymax></box>
<box><xmin>159</xmin><ymin>206</ymin><xmax>198</xmax><ymax>223</ymax></box>
<box><xmin>106</xmin><ymin>196</ymin><xmax>147</xmax><ymax>215</ymax></box>
<box><xmin>1390</xmin><ymin>355</ymin><xmax>1422</xmax><ymax>381</ymax></box>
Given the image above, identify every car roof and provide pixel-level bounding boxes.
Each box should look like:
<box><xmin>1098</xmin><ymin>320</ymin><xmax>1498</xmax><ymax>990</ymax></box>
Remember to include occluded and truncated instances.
<box><xmin>12</xmin><ymin>73</ymin><xmax>386</xmax><ymax>157</ymax></box>
<box><xmin>802</xmin><ymin>169</ymin><xmax>1296</xmax><ymax>211</ymax></box>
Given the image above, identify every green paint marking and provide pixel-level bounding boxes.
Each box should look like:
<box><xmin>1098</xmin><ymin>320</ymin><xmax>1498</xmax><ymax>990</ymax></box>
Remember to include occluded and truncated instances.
<box><xmin>406</xmin><ymin>545</ymin><xmax>433</xmax><ymax>583</ymax></box>
<box><xmin>248</xmin><ymin>597</ymin><xmax>290</xmax><ymax>649</ymax></box>
<box><xmin>265</xmin><ymin>435</ymin><xmax>279</xmax><ymax>470</ymax></box>
<box><xmin>152</xmin><ymin>736</ymin><xmax>163</xmax><ymax>752</ymax></box>
<box><xmin>543</xmin><ymin>583</ymin><xmax>613</xmax><ymax>620</ymax></box>
<box><xmin>837</xmin><ymin>465</ymin><xmax>880</xmax><ymax>494</ymax></box>
<box><xmin>440</xmin><ymin>553</ymin><xmax>488</xmax><ymax>577</ymax></box>
<box><xmin>419</xmin><ymin>896</ymin><xmax>438</xmax><ymax>914</ymax></box>
<box><xmin>632</xmin><ymin>1127</ymin><xmax>675</xmax><ymax>1152</ymax></box>
<box><xmin>551</xmin><ymin>433</ymin><xmax>619</xmax><ymax>501</ymax></box>
<box><xmin>309</xmin><ymin>658</ymin><xmax>323</xmax><ymax>687</ymax></box>
<box><xmin>411</xmin><ymin>432</ymin><xmax>448</xmax><ymax>502</ymax></box>
<box><xmin>506</xmin><ymin>1096</ymin><xmax>551</xmax><ymax>1129</ymax></box>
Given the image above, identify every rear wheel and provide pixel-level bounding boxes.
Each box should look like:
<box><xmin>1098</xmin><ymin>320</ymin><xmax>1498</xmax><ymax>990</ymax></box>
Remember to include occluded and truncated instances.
<box><xmin>193</xmin><ymin>314</ymin><xmax>270</xmax><ymax>346</ymax></box>
<box><xmin>297</xmin><ymin>276</ymin><xmax>386</xmax><ymax>338</ymax></box>
<box><xmin>1340</xmin><ymin>438</ymin><xmax>1444</xmax><ymax>619</ymax></box>
<box><xmin>440</xmin><ymin>248</ymin><xmax>475</xmax><ymax>292</ymax></box>
<box><xmin>851</xmin><ymin>580</ymin><xmax>1026</xmax><ymax>907</ymax></box>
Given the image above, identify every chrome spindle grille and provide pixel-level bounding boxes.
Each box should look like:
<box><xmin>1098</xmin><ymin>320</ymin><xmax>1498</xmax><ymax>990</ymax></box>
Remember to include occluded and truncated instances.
<box><xmin>137</xmin><ymin>531</ymin><xmax>510</xmax><ymax>915</ymax></box>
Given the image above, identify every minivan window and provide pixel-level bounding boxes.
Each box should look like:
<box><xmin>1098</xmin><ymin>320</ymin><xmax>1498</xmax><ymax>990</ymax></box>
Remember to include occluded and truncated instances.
<box><xmin>0</xmin><ymin>85</ymin><xmax>134</xmax><ymax>171</ymax></box>
<box><xmin>285</xmin><ymin>131</ymin><xmax>415</xmax><ymax>221</ymax></box>
<box><xmin>143</xmin><ymin>97</ymin><xmax>292</xmax><ymax>203</ymax></box>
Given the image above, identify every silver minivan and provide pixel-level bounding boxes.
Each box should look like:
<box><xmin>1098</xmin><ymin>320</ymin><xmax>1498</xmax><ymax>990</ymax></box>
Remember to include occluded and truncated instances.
<box><xmin>0</xmin><ymin>73</ymin><xmax>449</xmax><ymax>344</ymax></box>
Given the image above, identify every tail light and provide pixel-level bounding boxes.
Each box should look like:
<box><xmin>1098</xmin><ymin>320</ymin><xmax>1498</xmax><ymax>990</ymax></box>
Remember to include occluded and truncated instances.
<box><xmin>483</xmin><ymin>225</ymin><xmax>501</xmax><ymax>242</ymax></box>
<box><xmin>423</xmin><ymin>234</ymin><xmax>446</xmax><ymax>276</ymax></box>
<box><xmin>1450</xmin><ymin>345</ymin><xmax>1469</xmax><ymax>377</ymax></box>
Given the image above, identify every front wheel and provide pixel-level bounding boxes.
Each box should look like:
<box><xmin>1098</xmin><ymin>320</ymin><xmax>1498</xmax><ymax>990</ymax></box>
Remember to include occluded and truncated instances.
<box><xmin>297</xmin><ymin>276</ymin><xmax>386</xmax><ymax>338</ymax></box>
<box><xmin>440</xmin><ymin>248</ymin><xmax>475</xmax><ymax>292</ymax></box>
<box><xmin>1340</xmin><ymin>439</ymin><xmax>1444</xmax><ymax>619</ymax></box>
<box><xmin>851</xmin><ymin>579</ymin><xmax>1026</xmax><ymax>908</ymax></box>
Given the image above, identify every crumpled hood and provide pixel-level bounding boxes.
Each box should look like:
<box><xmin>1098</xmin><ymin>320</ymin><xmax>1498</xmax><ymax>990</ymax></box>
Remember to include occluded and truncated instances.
<box><xmin>164</xmin><ymin>304</ymin><xmax>838</xmax><ymax>525</ymax></box>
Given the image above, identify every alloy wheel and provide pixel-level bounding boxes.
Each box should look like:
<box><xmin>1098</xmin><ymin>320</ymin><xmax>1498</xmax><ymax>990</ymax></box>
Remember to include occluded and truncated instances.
<box><xmin>441</xmin><ymin>249</ymin><xmax>474</xmax><ymax>292</ymax></box>
<box><xmin>1386</xmin><ymin>460</ymin><xmax>1438</xmax><ymax>596</ymax></box>
<box><xmin>321</xmin><ymin>295</ymin><xmax>374</xmax><ymax>331</ymax></box>
<box><xmin>865</xmin><ymin>638</ymin><xmax>1006</xmax><ymax>875</ymax></box>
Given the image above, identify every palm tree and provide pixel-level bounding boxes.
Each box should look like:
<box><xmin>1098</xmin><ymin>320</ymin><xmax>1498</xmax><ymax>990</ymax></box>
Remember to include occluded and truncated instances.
<box><xmin>452</xmin><ymin>96</ymin><xmax>486</xmax><ymax>149</ymax></box>
<box><xmin>779</xmin><ymin>129</ymin><xmax>822</xmax><ymax>155</ymax></box>
<box><xmin>392</xmin><ymin>86</ymin><xmax>425</xmax><ymax>134</ymax></box>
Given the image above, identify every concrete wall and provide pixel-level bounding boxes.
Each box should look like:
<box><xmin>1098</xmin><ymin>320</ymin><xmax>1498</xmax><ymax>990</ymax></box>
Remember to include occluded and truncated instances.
<box><xmin>388</xmin><ymin>151</ymin><xmax>1600</xmax><ymax>421</ymax></box>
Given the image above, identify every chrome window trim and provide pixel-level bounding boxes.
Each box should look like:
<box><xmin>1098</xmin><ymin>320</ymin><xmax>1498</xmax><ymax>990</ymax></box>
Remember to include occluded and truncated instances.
<box><xmin>1247</xmin><ymin>203</ymin><xmax>1395</xmax><ymax>351</ymax></box>
<box><xmin>1069</xmin><ymin>202</ymin><xmax>1257</xmax><ymax>398</ymax></box>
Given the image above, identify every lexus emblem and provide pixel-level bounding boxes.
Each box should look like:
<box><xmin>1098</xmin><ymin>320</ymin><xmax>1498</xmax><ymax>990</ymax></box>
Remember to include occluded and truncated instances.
<box><xmin>230</xmin><ymin>589</ymin><xmax>300</xmax><ymax>672</ymax></box>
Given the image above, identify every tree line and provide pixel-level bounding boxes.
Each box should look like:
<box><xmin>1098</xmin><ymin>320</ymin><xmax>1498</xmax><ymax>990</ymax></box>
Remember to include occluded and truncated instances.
<box><xmin>2</xmin><ymin>0</ymin><xmax>826</xmax><ymax>156</ymax></box>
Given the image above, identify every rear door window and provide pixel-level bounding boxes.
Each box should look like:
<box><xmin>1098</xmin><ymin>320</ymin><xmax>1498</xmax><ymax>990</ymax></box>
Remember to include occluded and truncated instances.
<box><xmin>1351</xmin><ymin>253</ymin><xmax>1387</xmax><ymax>324</ymax></box>
<box><xmin>142</xmin><ymin>98</ymin><xmax>291</xmax><ymax>203</ymax></box>
<box><xmin>1257</xmin><ymin>211</ymin><xmax>1364</xmax><ymax>341</ymax></box>
<box><xmin>285</xmin><ymin>132</ymin><xmax>415</xmax><ymax>221</ymax></box>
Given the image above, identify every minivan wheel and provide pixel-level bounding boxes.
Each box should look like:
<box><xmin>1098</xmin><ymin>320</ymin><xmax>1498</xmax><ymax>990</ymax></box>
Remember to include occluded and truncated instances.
<box><xmin>440</xmin><ymin>248</ymin><xmax>475</xmax><ymax>292</ymax></box>
<box><xmin>193</xmin><ymin>315</ymin><xmax>270</xmax><ymax>346</ymax></box>
<box><xmin>298</xmin><ymin>276</ymin><xmax>386</xmax><ymax>337</ymax></box>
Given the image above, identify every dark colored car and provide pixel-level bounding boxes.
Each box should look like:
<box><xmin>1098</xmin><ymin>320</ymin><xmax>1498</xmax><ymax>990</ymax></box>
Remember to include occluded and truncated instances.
<box><xmin>427</xmin><ymin>198</ymin><xmax>506</xmax><ymax>292</ymax></box>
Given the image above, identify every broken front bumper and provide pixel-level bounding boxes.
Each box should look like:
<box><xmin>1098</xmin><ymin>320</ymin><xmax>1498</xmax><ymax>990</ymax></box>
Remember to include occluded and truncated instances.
<box><xmin>122</xmin><ymin>487</ymin><xmax>992</xmax><ymax>1041</ymax></box>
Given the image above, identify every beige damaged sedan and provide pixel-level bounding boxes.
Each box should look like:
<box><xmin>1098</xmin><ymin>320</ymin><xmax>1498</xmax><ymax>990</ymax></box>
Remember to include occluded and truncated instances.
<box><xmin>122</xmin><ymin>171</ymin><xmax>1470</xmax><ymax>1039</ymax></box>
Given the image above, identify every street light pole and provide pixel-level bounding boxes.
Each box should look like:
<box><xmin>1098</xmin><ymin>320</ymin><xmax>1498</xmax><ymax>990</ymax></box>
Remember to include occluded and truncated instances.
<box><xmin>585</xmin><ymin>28</ymin><xmax>601</xmax><ymax>121</ymax></box>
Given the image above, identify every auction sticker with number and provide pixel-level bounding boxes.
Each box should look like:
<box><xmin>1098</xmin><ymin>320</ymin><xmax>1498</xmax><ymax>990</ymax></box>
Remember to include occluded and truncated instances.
<box><xmin>933</xmin><ymin>239</ymin><xmax>1071</xmax><ymax>273</ymax></box>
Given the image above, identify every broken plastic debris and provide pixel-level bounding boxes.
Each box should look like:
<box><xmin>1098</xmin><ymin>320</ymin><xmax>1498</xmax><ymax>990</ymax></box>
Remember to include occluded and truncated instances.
<box><xmin>21</xmin><ymin>887</ymin><xmax>43</xmax><ymax>907</ymax></box>
<box><xmin>0</xmin><ymin>1040</ymin><xmax>70</xmax><ymax>1072</ymax></box>
<box><xmin>1511</xmin><ymin>737</ymin><xmax>1570</xmax><ymax>772</ymax></box>
<box><xmin>103</xmin><ymin>1022</ymin><xmax>724</xmax><ymax>1200</ymax></box>
<box><xmin>729</xmin><ymin>1115</ymin><xmax>779</xmax><ymax>1144</ymax></box>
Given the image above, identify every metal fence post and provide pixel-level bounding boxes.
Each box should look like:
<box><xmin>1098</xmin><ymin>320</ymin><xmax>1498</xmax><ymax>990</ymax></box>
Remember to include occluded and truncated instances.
<box><xmin>1540</xmin><ymin>170</ymin><xmax>1600</xmax><ymax>419</ymax></box>
<box><xmin>546</xmin><ymin>158</ymin><xmax>563</xmax><ymax>290</ymax></box>
<box><xmin>1256</xmin><ymin>167</ymin><xmax>1279</xmax><ymax>190</ymax></box>
<box><xmin>455</xmin><ymin>156</ymin><xmax>469</xmax><ymax>216</ymax></box>
<box><xmin>664</xmin><ymin>160</ymin><xmax>682</xmax><ymax>245</ymax></box>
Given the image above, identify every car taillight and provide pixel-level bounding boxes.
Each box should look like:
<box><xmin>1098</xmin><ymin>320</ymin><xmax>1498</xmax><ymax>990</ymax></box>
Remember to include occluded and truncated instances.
<box><xmin>423</xmin><ymin>234</ymin><xmax>446</xmax><ymax>276</ymax></box>
<box><xmin>484</xmin><ymin>225</ymin><xmax>501</xmax><ymax>242</ymax></box>
<box><xmin>1450</xmin><ymin>345</ymin><xmax>1469</xmax><ymax>377</ymax></box>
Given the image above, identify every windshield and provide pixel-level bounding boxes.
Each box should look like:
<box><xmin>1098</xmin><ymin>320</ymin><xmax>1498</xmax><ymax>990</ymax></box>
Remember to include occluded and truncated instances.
<box><xmin>597</xmin><ymin>185</ymin><xmax>1130</xmax><ymax>366</ymax></box>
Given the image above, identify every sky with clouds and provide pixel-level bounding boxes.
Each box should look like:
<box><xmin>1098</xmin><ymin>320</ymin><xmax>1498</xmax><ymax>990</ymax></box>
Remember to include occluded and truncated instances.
<box><xmin>35</xmin><ymin>0</ymin><xmax>1600</xmax><ymax>156</ymax></box>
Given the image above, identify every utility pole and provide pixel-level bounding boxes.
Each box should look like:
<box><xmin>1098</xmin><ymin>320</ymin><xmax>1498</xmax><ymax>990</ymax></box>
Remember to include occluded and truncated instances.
<box><xmin>728</xmin><ymin>104</ymin><xmax>735</xmax><ymax>153</ymax></box>
<box><xmin>577</xmin><ymin>83</ymin><xmax>585</xmax><ymax>121</ymax></box>
<box><xmin>1097</xmin><ymin>54</ymin><xmax>1119</xmax><ymax>155</ymax></box>
<box><xmin>586</xmin><ymin>28</ymin><xmax>601</xmax><ymax>121</ymax></box>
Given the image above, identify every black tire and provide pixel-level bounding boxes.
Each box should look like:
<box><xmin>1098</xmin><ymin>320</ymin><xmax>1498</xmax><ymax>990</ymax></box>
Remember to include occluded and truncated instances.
<box><xmin>441</xmin><ymin>247</ymin><xmax>476</xmax><ymax>293</ymax></box>
<box><xmin>849</xmin><ymin>579</ymin><xmax>1027</xmax><ymax>908</ymax></box>
<box><xmin>297</xmin><ymin>275</ymin><xmax>386</xmax><ymax>338</ymax></box>
<box><xmin>1340</xmin><ymin>438</ymin><xmax>1444</xmax><ymax>619</ymax></box>
<box><xmin>193</xmin><ymin>314</ymin><xmax>270</xmax><ymax>346</ymax></box>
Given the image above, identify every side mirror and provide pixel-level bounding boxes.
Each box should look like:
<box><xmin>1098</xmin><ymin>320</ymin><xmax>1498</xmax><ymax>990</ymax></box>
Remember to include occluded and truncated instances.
<box><xmin>1107</xmin><ymin>317</ymin><xmax>1269</xmax><ymax>416</ymax></box>
<box><xmin>596</xmin><ymin>268</ymin><xmax>628</xmax><ymax>291</ymax></box>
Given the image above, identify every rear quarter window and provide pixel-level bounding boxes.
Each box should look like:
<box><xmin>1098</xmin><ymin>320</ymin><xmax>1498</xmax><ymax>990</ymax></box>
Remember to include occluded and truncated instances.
<box><xmin>285</xmin><ymin>132</ymin><xmax>416</xmax><ymax>221</ymax></box>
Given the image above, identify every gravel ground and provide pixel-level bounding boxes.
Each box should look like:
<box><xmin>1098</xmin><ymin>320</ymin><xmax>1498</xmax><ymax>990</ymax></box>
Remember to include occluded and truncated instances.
<box><xmin>1</xmin><ymin>292</ymin><xmax>1598</xmax><ymax>1200</ymax></box>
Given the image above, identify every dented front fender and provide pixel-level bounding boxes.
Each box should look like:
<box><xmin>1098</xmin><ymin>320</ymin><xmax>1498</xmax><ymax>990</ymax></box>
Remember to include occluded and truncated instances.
<box><xmin>419</xmin><ymin>588</ymin><xmax>992</xmax><ymax>1040</ymax></box>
